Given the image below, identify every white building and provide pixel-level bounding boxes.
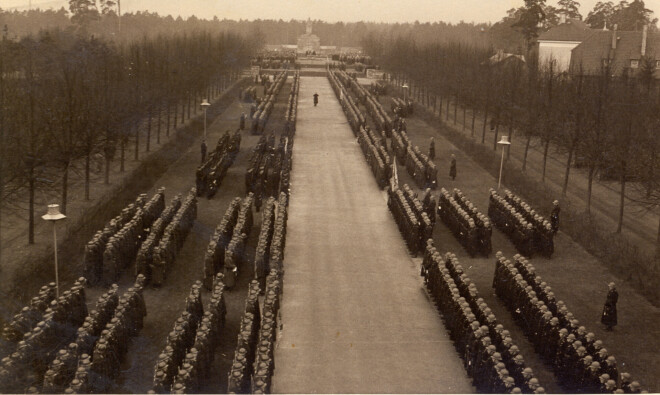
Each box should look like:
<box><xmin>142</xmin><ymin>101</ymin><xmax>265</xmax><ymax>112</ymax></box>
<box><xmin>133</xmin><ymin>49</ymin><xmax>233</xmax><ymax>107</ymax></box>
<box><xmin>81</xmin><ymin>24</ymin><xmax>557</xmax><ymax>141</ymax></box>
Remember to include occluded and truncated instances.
<box><xmin>538</xmin><ymin>17</ymin><xmax>594</xmax><ymax>72</ymax></box>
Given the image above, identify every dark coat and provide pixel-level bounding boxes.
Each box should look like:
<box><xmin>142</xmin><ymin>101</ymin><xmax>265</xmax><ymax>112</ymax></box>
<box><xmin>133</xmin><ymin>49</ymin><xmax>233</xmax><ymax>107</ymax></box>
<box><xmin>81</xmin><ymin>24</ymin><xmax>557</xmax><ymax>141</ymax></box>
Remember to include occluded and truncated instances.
<box><xmin>601</xmin><ymin>288</ymin><xmax>618</xmax><ymax>327</ymax></box>
<box><xmin>450</xmin><ymin>158</ymin><xmax>457</xmax><ymax>179</ymax></box>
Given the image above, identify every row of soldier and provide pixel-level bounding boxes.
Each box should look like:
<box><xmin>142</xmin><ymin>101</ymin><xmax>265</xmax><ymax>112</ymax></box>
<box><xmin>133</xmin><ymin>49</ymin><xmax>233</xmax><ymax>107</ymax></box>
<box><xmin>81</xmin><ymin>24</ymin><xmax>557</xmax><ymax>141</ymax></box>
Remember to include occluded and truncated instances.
<box><xmin>268</xmin><ymin>192</ymin><xmax>289</xmax><ymax>278</ymax></box>
<box><xmin>227</xmin><ymin>270</ymin><xmax>281</xmax><ymax>394</ymax></box>
<box><xmin>421</xmin><ymin>244</ymin><xmax>544</xmax><ymax>394</ymax></box>
<box><xmin>493</xmin><ymin>253</ymin><xmax>643</xmax><ymax>393</ymax></box>
<box><xmin>83</xmin><ymin>193</ymin><xmax>150</xmax><ymax>285</ymax></box>
<box><xmin>196</xmin><ymin>130</ymin><xmax>241</xmax><ymax>198</ymax></box>
<box><xmin>75</xmin><ymin>276</ymin><xmax>147</xmax><ymax>393</ymax></box>
<box><xmin>0</xmin><ymin>278</ymin><xmax>88</xmax><ymax>393</ymax></box>
<box><xmin>151</xmin><ymin>188</ymin><xmax>198</xmax><ymax>287</ymax></box>
<box><xmin>2</xmin><ymin>282</ymin><xmax>58</xmax><ymax>346</ymax></box>
<box><xmin>357</xmin><ymin>126</ymin><xmax>391</xmax><ymax>188</ymax></box>
<box><xmin>245</xmin><ymin>134</ymin><xmax>285</xmax><ymax>210</ymax></box>
<box><xmin>391</xmin><ymin>96</ymin><xmax>413</xmax><ymax>118</ymax></box>
<box><xmin>283</xmin><ymin>72</ymin><xmax>300</xmax><ymax>137</ymax></box>
<box><xmin>488</xmin><ymin>189</ymin><xmax>554</xmax><ymax>258</ymax></box>
<box><xmin>254</xmin><ymin>198</ymin><xmax>277</xmax><ymax>293</ymax></box>
<box><xmin>335</xmin><ymin>70</ymin><xmax>393</xmax><ymax>137</ymax></box>
<box><xmin>387</xmin><ymin>184</ymin><xmax>433</xmax><ymax>256</ymax></box>
<box><xmin>102</xmin><ymin>190</ymin><xmax>165</xmax><ymax>285</ymax></box>
<box><xmin>437</xmin><ymin>188</ymin><xmax>492</xmax><ymax>257</ymax></box>
<box><xmin>224</xmin><ymin>194</ymin><xmax>255</xmax><ymax>289</ymax></box>
<box><xmin>390</xmin><ymin>127</ymin><xmax>438</xmax><ymax>190</ymax></box>
<box><xmin>152</xmin><ymin>274</ymin><xmax>227</xmax><ymax>393</ymax></box>
<box><xmin>329</xmin><ymin>70</ymin><xmax>366</xmax><ymax>134</ymax></box>
<box><xmin>136</xmin><ymin>193</ymin><xmax>183</xmax><ymax>285</ymax></box>
<box><xmin>203</xmin><ymin>197</ymin><xmax>242</xmax><ymax>290</ymax></box>
<box><xmin>227</xmin><ymin>281</ymin><xmax>262</xmax><ymax>393</ymax></box>
<box><xmin>239</xmin><ymin>86</ymin><xmax>257</xmax><ymax>103</ymax></box>
<box><xmin>250</xmin><ymin>71</ymin><xmax>287</xmax><ymax>135</ymax></box>
<box><xmin>250</xmin><ymin>270</ymin><xmax>281</xmax><ymax>393</ymax></box>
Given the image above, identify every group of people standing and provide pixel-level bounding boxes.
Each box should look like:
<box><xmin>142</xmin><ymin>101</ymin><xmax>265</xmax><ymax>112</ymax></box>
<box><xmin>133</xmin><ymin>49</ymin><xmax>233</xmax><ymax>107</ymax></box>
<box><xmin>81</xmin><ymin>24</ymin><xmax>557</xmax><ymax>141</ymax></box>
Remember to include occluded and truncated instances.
<box><xmin>493</xmin><ymin>252</ymin><xmax>638</xmax><ymax>393</ymax></box>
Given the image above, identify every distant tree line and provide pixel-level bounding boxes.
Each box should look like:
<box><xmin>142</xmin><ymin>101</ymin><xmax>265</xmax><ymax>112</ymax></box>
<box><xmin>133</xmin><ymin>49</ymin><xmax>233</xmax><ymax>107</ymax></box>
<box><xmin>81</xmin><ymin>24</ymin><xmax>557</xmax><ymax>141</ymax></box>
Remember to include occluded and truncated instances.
<box><xmin>363</xmin><ymin>35</ymin><xmax>660</xmax><ymax>254</ymax></box>
<box><xmin>0</xmin><ymin>28</ymin><xmax>257</xmax><ymax>245</ymax></box>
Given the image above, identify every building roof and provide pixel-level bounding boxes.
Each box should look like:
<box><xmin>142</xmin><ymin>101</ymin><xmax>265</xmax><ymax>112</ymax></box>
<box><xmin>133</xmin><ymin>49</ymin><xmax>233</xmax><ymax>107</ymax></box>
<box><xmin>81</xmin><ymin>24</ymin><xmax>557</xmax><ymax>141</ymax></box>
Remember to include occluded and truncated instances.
<box><xmin>539</xmin><ymin>19</ymin><xmax>594</xmax><ymax>42</ymax></box>
<box><xmin>570</xmin><ymin>29</ymin><xmax>660</xmax><ymax>76</ymax></box>
<box><xmin>483</xmin><ymin>50</ymin><xmax>526</xmax><ymax>66</ymax></box>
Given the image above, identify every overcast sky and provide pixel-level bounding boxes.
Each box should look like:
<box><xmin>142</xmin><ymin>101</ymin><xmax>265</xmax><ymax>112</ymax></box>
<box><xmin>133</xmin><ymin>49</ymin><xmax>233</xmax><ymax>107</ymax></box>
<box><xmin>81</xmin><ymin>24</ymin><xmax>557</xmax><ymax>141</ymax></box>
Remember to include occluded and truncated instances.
<box><xmin>4</xmin><ymin>0</ymin><xmax>660</xmax><ymax>24</ymax></box>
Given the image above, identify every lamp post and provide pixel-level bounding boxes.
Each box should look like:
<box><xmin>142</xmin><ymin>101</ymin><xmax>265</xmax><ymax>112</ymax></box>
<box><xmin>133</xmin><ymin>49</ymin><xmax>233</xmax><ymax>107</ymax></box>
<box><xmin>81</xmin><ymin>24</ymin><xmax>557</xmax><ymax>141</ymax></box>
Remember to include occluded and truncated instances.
<box><xmin>42</xmin><ymin>204</ymin><xmax>66</xmax><ymax>298</ymax></box>
<box><xmin>201</xmin><ymin>99</ymin><xmax>211</xmax><ymax>140</ymax></box>
<box><xmin>497</xmin><ymin>136</ymin><xmax>511</xmax><ymax>189</ymax></box>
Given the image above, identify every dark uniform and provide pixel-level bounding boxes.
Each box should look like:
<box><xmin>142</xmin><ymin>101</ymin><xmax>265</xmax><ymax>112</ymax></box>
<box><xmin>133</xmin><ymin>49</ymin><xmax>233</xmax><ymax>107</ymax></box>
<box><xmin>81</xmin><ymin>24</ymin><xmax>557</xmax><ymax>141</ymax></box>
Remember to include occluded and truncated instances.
<box><xmin>601</xmin><ymin>283</ymin><xmax>618</xmax><ymax>331</ymax></box>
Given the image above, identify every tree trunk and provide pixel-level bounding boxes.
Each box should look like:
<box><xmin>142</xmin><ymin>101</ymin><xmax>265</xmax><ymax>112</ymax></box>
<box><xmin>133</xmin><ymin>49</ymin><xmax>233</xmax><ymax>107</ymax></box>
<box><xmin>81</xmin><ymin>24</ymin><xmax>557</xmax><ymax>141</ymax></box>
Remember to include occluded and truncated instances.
<box><xmin>542</xmin><ymin>139</ymin><xmax>550</xmax><ymax>182</ymax></box>
<box><xmin>433</xmin><ymin>95</ymin><xmax>437</xmax><ymax>115</ymax></box>
<box><xmin>482</xmin><ymin>109</ymin><xmax>489</xmax><ymax>144</ymax></box>
<box><xmin>157</xmin><ymin>103</ymin><xmax>162</xmax><ymax>144</ymax></box>
<box><xmin>453</xmin><ymin>95</ymin><xmax>458</xmax><ymax>125</ymax></box>
<box><xmin>29</xmin><ymin>164</ymin><xmax>35</xmax><ymax>244</ymax></box>
<box><xmin>166</xmin><ymin>101</ymin><xmax>171</xmax><ymax>136</ymax></box>
<box><xmin>146</xmin><ymin>107</ymin><xmax>152</xmax><ymax>152</ymax></box>
<box><xmin>134</xmin><ymin>121</ymin><xmax>139</xmax><ymax>160</ymax></box>
<box><xmin>463</xmin><ymin>106</ymin><xmax>467</xmax><ymax>131</ymax></box>
<box><xmin>181</xmin><ymin>98</ymin><xmax>185</xmax><ymax>122</ymax></box>
<box><xmin>438</xmin><ymin>96</ymin><xmax>443</xmax><ymax>118</ymax></box>
<box><xmin>187</xmin><ymin>93</ymin><xmax>191</xmax><ymax>119</ymax></box>
<box><xmin>563</xmin><ymin>145</ymin><xmax>574</xmax><ymax>196</ymax></box>
<box><xmin>493</xmin><ymin>123</ymin><xmax>500</xmax><ymax>151</ymax></box>
<box><xmin>445</xmin><ymin>98</ymin><xmax>450</xmax><ymax>122</ymax></box>
<box><xmin>617</xmin><ymin>162</ymin><xmax>626</xmax><ymax>233</ymax></box>
<box><xmin>507</xmin><ymin>125</ymin><xmax>513</xmax><ymax>160</ymax></box>
<box><xmin>61</xmin><ymin>160</ymin><xmax>69</xmax><ymax>215</ymax></box>
<box><xmin>656</xmin><ymin>216</ymin><xmax>660</xmax><ymax>258</ymax></box>
<box><xmin>587</xmin><ymin>165</ymin><xmax>595</xmax><ymax>215</ymax></box>
<box><xmin>471</xmin><ymin>109</ymin><xmax>476</xmax><ymax>137</ymax></box>
<box><xmin>85</xmin><ymin>151</ymin><xmax>90</xmax><ymax>201</ymax></box>
<box><xmin>522</xmin><ymin>134</ymin><xmax>532</xmax><ymax>172</ymax></box>
<box><xmin>174</xmin><ymin>101</ymin><xmax>178</xmax><ymax>128</ymax></box>
<box><xmin>120</xmin><ymin>139</ymin><xmax>125</xmax><ymax>172</ymax></box>
<box><xmin>105</xmin><ymin>156</ymin><xmax>111</xmax><ymax>185</ymax></box>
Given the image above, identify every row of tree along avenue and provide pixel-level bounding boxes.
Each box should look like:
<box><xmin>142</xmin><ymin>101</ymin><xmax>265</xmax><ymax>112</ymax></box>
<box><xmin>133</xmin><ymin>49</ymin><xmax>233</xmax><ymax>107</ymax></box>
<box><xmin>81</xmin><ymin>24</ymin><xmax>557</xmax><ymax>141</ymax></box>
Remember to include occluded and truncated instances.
<box><xmin>0</xmin><ymin>21</ymin><xmax>259</xmax><ymax>247</ymax></box>
<box><xmin>362</xmin><ymin>1</ymin><xmax>660</xmax><ymax>255</ymax></box>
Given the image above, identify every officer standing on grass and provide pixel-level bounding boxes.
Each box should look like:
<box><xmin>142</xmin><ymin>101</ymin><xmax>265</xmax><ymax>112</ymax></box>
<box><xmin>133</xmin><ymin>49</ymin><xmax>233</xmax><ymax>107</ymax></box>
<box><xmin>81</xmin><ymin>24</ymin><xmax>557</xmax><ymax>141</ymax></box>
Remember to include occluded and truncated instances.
<box><xmin>429</xmin><ymin>137</ymin><xmax>436</xmax><ymax>160</ymax></box>
<box><xmin>200</xmin><ymin>140</ymin><xmax>207</xmax><ymax>164</ymax></box>
<box><xmin>551</xmin><ymin>200</ymin><xmax>560</xmax><ymax>234</ymax></box>
<box><xmin>240</xmin><ymin>113</ymin><xmax>246</xmax><ymax>131</ymax></box>
<box><xmin>601</xmin><ymin>282</ymin><xmax>618</xmax><ymax>331</ymax></box>
<box><xmin>450</xmin><ymin>154</ymin><xmax>457</xmax><ymax>181</ymax></box>
<box><xmin>313</xmin><ymin>93</ymin><xmax>319</xmax><ymax>107</ymax></box>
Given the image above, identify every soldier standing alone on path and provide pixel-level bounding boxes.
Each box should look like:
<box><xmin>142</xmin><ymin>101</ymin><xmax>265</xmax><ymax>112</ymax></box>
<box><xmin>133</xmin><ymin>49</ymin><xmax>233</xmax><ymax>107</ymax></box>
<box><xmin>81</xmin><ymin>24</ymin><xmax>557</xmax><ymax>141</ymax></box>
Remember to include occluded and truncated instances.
<box><xmin>551</xmin><ymin>200</ymin><xmax>560</xmax><ymax>235</ymax></box>
<box><xmin>313</xmin><ymin>93</ymin><xmax>319</xmax><ymax>107</ymax></box>
<box><xmin>601</xmin><ymin>282</ymin><xmax>618</xmax><ymax>331</ymax></box>
<box><xmin>429</xmin><ymin>137</ymin><xmax>435</xmax><ymax>160</ymax></box>
<box><xmin>240</xmin><ymin>113</ymin><xmax>246</xmax><ymax>131</ymax></box>
<box><xmin>201</xmin><ymin>140</ymin><xmax>207</xmax><ymax>164</ymax></box>
<box><xmin>450</xmin><ymin>154</ymin><xmax>457</xmax><ymax>181</ymax></box>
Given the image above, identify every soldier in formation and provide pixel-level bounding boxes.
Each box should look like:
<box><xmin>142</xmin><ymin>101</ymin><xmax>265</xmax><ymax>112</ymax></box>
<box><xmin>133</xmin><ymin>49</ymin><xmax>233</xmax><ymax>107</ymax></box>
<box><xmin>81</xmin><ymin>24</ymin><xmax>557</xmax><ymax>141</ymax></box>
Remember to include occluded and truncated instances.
<box><xmin>152</xmin><ymin>188</ymin><xmax>198</xmax><ymax>287</ymax></box>
<box><xmin>0</xmin><ymin>278</ymin><xmax>88</xmax><ymax>393</ymax></box>
<box><xmin>153</xmin><ymin>275</ymin><xmax>226</xmax><ymax>394</ymax></box>
<box><xmin>437</xmin><ymin>188</ymin><xmax>492</xmax><ymax>257</ymax></box>
<box><xmin>421</xmin><ymin>242</ymin><xmax>540</xmax><ymax>393</ymax></box>
<box><xmin>488</xmin><ymin>189</ymin><xmax>554</xmax><ymax>258</ymax></box>
<box><xmin>492</xmin><ymin>253</ymin><xmax>642</xmax><ymax>393</ymax></box>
